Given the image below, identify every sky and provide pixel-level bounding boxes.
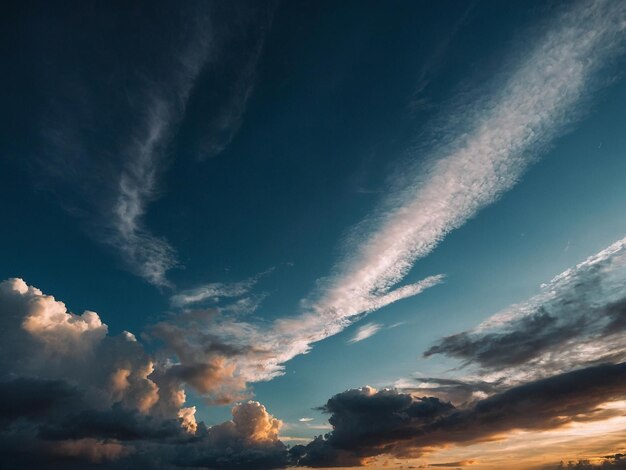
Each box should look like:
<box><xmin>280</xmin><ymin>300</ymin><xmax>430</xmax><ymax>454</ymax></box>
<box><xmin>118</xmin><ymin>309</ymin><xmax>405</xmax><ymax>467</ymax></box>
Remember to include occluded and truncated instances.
<box><xmin>1</xmin><ymin>0</ymin><xmax>626</xmax><ymax>469</ymax></box>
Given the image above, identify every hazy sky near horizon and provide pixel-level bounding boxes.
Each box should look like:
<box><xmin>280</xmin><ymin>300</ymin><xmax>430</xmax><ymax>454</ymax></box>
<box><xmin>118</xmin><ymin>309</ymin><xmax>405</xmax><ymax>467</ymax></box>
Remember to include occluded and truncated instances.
<box><xmin>2</xmin><ymin>1</ymin><xmax>626</xmax><ymax>469</ymax></box>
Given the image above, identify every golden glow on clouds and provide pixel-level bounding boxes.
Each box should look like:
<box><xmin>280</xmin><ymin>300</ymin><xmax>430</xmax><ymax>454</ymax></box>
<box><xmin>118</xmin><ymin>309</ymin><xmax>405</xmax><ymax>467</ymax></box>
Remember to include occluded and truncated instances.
<box><xmin>341</xmin><ymin>401</ymin><xmax>626</xmax><ymax>470</ymax></box>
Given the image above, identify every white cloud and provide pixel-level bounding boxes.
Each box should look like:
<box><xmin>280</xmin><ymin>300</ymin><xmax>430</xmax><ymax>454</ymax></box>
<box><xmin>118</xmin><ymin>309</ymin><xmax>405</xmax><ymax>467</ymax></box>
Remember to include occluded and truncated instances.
<box><xmin>0</xmin><ymin>278</ymin><xmax>179</xmax><ymax>420</ymax></box>
<box><xmin>348</xmin><ymin>322</ymin><xmax>383</xmax><ymax>344</ymax></box>
<box><xmin>0</xmin><ymin>278</ymin><xmax>107</xmax><ymax>357</ymax></box>
<box><xmin>170</xmin><ymin>272</ymin><xmax>266</xmax><ymax>308</ymax></box>
<box><xmin>109</xmin><ymin>23</ymin><xmax>213</xmax><ymax>287</ymax></box>
<box><xmin>299</xmin><ymin>417</ymin><xmax>314</xmax><ymax>422</ymax></box>
<box><xmin>306</xmin><ymin>0</ymin><xmax>626</xmax><ymax>325</ymax></box>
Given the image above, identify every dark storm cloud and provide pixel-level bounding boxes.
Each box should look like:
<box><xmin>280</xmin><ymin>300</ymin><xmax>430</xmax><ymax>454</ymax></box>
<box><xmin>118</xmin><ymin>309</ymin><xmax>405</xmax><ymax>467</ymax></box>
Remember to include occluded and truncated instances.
<box><xmin>39</xmin><ymin>404</ymin><xmax>184</xmax><ymax>442</ymax></box>
<box><xmin>0</xmin><ymin>377</ymin><xmax>81</xmax><ymax>426</ymax></box>
<box><xmin>0</xmin><ymin>377</ymin><xmax>289</xmax><ymax>469</ymax></box>
<box><xmin>292</xmin><ymin>363</ymin><xmax>626</xmax><ymax>467</ymax></box>
<box><xmin>424</xmin><ymin>239</ymin><xmax>626</xmax><ymax>378</ymax></box>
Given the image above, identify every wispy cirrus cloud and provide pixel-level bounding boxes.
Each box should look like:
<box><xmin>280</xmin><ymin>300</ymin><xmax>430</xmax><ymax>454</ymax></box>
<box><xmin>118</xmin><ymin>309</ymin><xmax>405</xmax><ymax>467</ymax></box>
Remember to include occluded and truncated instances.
<box><xmin>348</xmin><ymin>322</ymin><xmax>383</xmax><ymax>344</ymax></box>
<box><xmin>32</xmin><ymin>2</ymin><xmax>274</xmax><ymax>288</ymax></box>
<box><xmin>170</xmin><ymin>277</ymin><xmax>259</xmax><ymax>308</ymax></box>
<box><xmin>306</xmin><ymin>0</ymin><xmax>626</xmax><ymax>323</ymax></box>
<box><xmin>109</xmin><ymin>31</ymin><xmax>213</xmax><ymax>287</ymax></box>
<box><xmin>108</xmin><ymin>2</ymin><xmax>276</xmax><ymax>285</ymax></box>
<box><xmin>33</xmin><ymin>3</ymin><xmax>216</xmax><ymax>288</ymax></box>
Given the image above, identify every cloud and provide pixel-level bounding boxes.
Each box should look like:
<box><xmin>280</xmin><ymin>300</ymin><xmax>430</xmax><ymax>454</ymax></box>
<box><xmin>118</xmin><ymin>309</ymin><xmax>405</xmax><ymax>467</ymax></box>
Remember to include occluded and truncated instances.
<box><xmin>149</xmin><ymin>309</ymin><xmax>260</xmax><ymax>404</ymax></box>
<box><xmin>161</xmin><ymin>0</ymin><xmax>625</xmax><ymax>401</ymax></box>
<box><xmin>424</xmin><ymin>236</ymin><xmax>626</xmax><ymax>382</ymax></box>
<box><xmin>0</xmin><ymin>278</ymin><xmax>293</xmax><ymax>468</ymax></box>
<box><xmin>544</xmin><ymin>455</ymin><xmax>626</xmax><ymax>469</ymax></box>
<box><xmin>26</xmin><ymin>3</ymin><xmax>274</xmax><ymax>287</ymax></box>
<box><xmin>34</xmin><ymin>3</ymin><xmax>216</xmax><ymax>287</ymax></box>
<box><xmin>428</xmin><ymin>461</ymin><xmax>476</xmax><ymax>468</ymax></box>
<box><xmin>2</xmin><ymin>277</ymin><xmax>626</xmax><ymax>468</ymax></box>
<box><xmin>180</xmin><ymin>0</ymin><xmax>626</xmax><ymax>410</ymax></box>
<box><xmin>349</xmin><ymin>322</ymin><xmax>383</xmax><ymax>343</ymax></box>
<box><xmin>173</xmin><ymin>401</ymin><xmax>289</xmax><ymax>470</ymax></box>
<box><xmin>189</xmin><ymin>2</ymin><xmax>275</xmax><ymax>161</ymax></box>
<box><xmin>305</xmin><ymin>0</ymin><xmax>626</xmax><ymax>330</ymax></box>
<box><xmin>151</xmin><ymin>274</ymin><xmax>443</xmax><ymax>398</ymax></box>
<box><xmin>50</xmin><ymin>438</ymin><xmax>132</xmax><ymax>464</ymax></box>
<box><xmin>399</xmin><ymin>377</ymin><xmax>501</xmax><ymax>407</ymax></box>
<box><xmin>170</xmin><ymin>269</ymin><xmax>272</xmax><ymax>308</ymax></box>
<box><xmin>292</xmin><ymin>363</ymin><xmax>626</xmax><ymax>467</ymax></box>
<box><xmin>299</xmin><ymin>417</ymin><xmax>314</xmax><ymax>422</ymax></box>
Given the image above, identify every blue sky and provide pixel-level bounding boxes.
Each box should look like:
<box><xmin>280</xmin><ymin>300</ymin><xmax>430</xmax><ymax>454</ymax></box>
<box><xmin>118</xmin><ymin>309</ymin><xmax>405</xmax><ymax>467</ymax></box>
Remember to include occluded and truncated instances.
<box><xmin>2</xmin><ymin>1</ymin><xmax>626</xmax><ymax>469</ymax></box>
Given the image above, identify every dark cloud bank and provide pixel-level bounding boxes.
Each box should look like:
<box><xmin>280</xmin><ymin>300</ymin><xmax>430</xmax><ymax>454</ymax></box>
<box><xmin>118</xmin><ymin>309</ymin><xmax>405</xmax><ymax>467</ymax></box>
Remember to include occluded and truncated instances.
<box><xmin>4</xmin><ymin>362</ymin><xmax>625</xmax><ymax>468</ymax></box>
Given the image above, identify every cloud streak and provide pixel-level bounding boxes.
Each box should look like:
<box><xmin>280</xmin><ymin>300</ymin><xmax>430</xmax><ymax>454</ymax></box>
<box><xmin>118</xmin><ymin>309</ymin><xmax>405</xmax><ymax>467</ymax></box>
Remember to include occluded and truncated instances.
<box><xmin>107</xmin><ymin>10</ymin><xmax>215</xmax><ymax>287</ymax></box>
<box><xmin>425</xmin><ymin>236</ymin><xmax>626</xmax><ymax>383</ymax></box>
<box><xmin>30</xmin><ymin>3</ymin><xmax>274</xmax><ymax>287</ymax></box>
<box><xmin>307</xmin><ymin>0</ymin><xmax>626</xmax><ymax>324</ymax></box>
<box><xmin>348</xmin><ymin>322</ymin><xmax>383</xmax><ymax>344</ymax></box>
<box><xmin>170</xmin><ymin>269</ymin><xmax>272</xmax><ymax>308</ymax></box>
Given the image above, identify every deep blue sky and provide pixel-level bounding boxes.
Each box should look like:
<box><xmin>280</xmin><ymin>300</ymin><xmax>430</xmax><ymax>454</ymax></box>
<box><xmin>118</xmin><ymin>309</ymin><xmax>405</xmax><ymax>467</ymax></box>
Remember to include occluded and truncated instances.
<box><xmin>2</xmin><ymin>0</ymin><xmax>626</xmax><ymax>448</ymax></box>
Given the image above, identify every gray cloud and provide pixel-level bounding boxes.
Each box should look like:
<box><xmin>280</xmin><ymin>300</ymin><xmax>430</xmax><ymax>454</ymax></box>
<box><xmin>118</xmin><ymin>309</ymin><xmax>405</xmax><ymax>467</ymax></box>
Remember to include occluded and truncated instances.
<box><xmin>424</xmin><ymin>237</ymin><xmax>626</xmax><ymax>381</ymax></box>
<box><xmin>292</xmin><ymin>363</ymin><xmax>626</xmax><ymax>467</ymax></box>
<box><xmin>544</xmin><ymin>457</ymin><xmax>626</xmax><ymax>469</ymax></box>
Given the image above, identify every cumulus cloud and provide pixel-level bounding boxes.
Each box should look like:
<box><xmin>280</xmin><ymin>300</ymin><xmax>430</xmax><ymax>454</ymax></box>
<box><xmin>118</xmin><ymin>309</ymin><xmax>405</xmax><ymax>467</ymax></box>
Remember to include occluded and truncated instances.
<box><xmin>0</xmin><ymin>279</ymin><xmax>165</xmax><ymax>413</ymax></box>
<box><xmin>424</xmin><ymin>236</ymin><xmax>626</xmax><ymax>382</ymax></box>
<box><xmin>544</xmin><ymin>455</ymin><xmax>626</xmax><ymax>469</ymax></box>
<box><xmin>0</xmin><ymin>278</ymin><xmax>293</xmax><ymax>469</ymax></box>
<box><xmin>348</xmin><ymin>322</ymin><xmax>383</xmax><ymax>343</ymax></box>
<box><xmin>149</xmin><ymin>309</ymin><xmax>259</xmax><ymax>404</ymax></box>
<box><xmin>292</xmin><ymin>363</ymin><xmax>626</xmax><ymax>467</ymax></box>
<box><xmin>305</xmin><ymin>0</ymin><xmax>626</xmax><ymax>330</ymax></box>
<box><xmin>174</xmin><ymin>401</ymin><xmax>289</xmax><ymax>470</ymax></box>
<box><xmin>0</xmin><ymin>278</ymin><xmax>108</xmax><ymax>358</ymax></box>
